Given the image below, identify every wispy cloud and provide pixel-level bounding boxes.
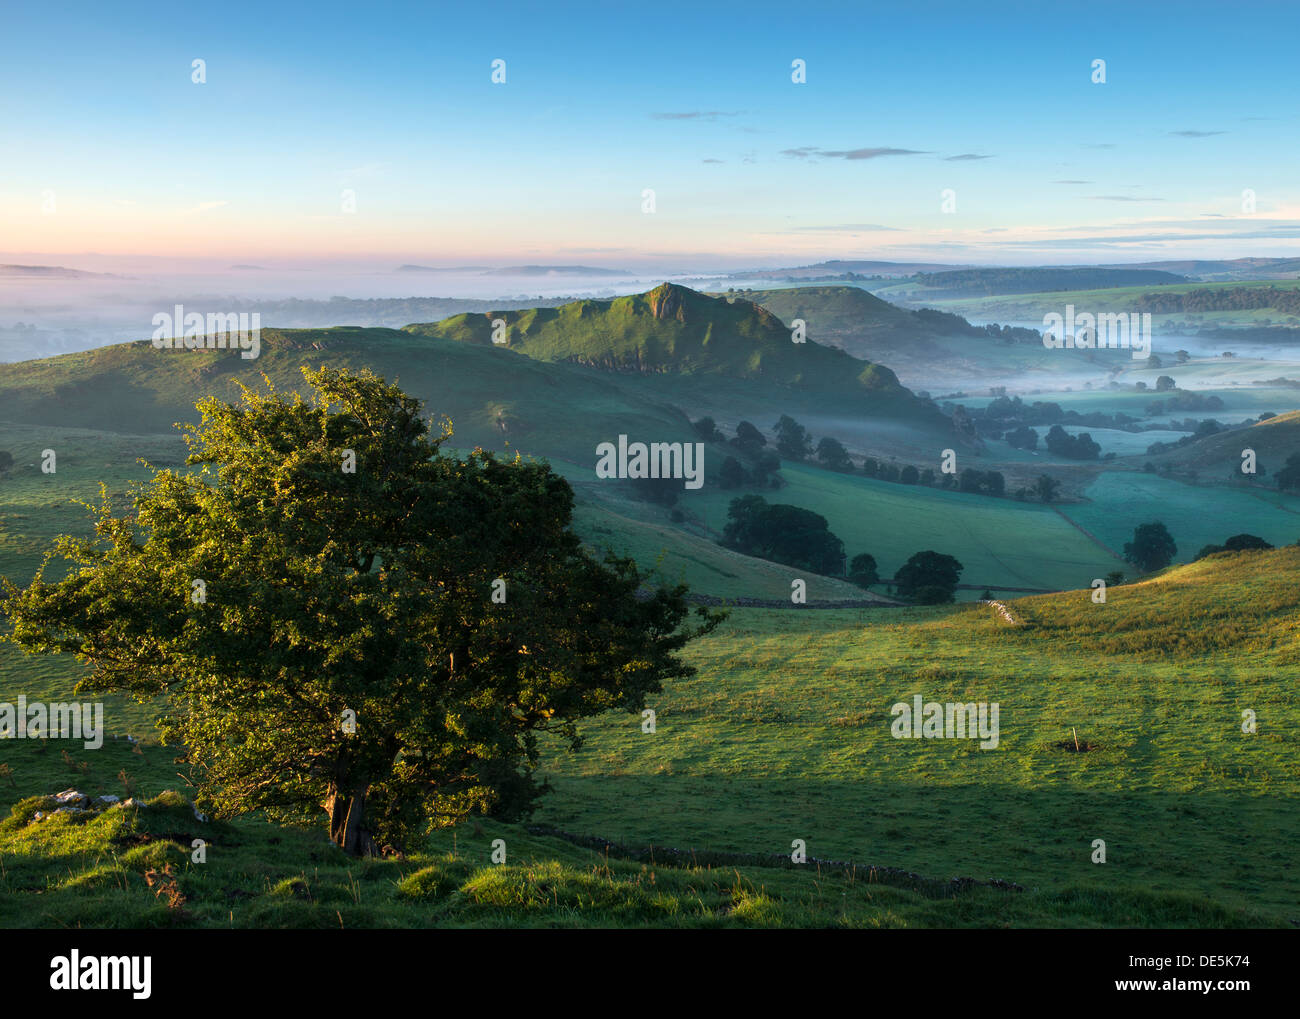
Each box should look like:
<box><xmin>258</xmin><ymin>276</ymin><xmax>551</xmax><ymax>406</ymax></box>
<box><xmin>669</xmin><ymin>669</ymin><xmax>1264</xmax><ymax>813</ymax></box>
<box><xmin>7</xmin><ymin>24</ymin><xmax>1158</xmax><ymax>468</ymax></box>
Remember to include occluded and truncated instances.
<box><xmin>944</xmin><ymin>153</ymin><xmax>993</xmax><ymax>161</ymax></box>
<box><xmin>792</xmin><ymin>223</ymin><xmax>901</xmax><ymax>232</ymax></box>
<box><xmin>1051</xmin><ymin>179</ymin><xmax>1092</xmax><ymax>184</ymax></box>
<box><xmin>1086</xmin><ymin>195</ymin><xmax>1166</xmax><ymax>202</ymax></box>
<box><xmin>1170</xmin><ymin>130</ymin><xmax>1226</xmax><ymax>137</ymax></box>
<box><xmin>184</xmin><ymin>200</ymin><xmax>229</xmax><ymax>215</ymax></box>
<box><xmin>651</xmin><ymin>111</ymin><xmax>744</xmax><ymax>121</ymax></box>
<box><xmin>781</xmin><ymin>146</ymin><xmax>928</xmax><ymax>160</ymax></box>
<box><xmin>701</xmin><ymin>158</ymin><xmax>724</xmax><ymax>164</ymax></box>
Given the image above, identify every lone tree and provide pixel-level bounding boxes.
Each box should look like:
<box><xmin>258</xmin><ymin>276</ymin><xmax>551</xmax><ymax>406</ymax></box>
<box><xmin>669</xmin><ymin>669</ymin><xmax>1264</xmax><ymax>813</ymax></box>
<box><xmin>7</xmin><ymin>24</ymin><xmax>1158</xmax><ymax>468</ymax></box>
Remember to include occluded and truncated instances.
<box><xmin>730</xmin><ymin>420</ymin><xmax>767</xmax><ymax>455</ymax></box>
<box><xmin>815</xmin><ymin>436</ymin><xmax>853</xmax><ymax>472</ymax></box>
<box><xmin>1</xmin><ymin>367</ymin><xmax>720</xmax><ymax>855</ymax></box>
<box><xmin>1276</xmin><ymin>453</ymin><xmax>1300</xmax><ymax>492</ymax></box>
<box><xmin>848</xmin><ymin>553</ymin><xmax>879</xmax><ymax>588</ymax></box>
<box><xmin>894</xmin><ymin>550</ymin><xmax>964</xmax><ymax>604</ymax></box>
<box><xmin>772</xmin><ymin>415</ymin><xmax>813</xmax><ymax>461</ymax></box>
<box><xmin>1123</xmin><ymin>521</ymin><xmax>1177</xmax><ymax>573</ymax></box>
<box><xmin>1033</xmin><ymin>474</ymin><xmax>1061</xmax><ymax>504</ymax></box>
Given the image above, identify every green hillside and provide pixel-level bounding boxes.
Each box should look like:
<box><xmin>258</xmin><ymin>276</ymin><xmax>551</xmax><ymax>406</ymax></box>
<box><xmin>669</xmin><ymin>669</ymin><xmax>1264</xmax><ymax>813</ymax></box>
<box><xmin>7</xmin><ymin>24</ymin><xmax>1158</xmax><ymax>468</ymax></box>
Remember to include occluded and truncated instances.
<box><xmin>527</xmin><ymin>548</ymin><xmax>1300</xmax><ymax>924</ymax></box>
<box><xmin>3</xmin><ymin>550</ymin><xmax>1295</xmax><ymax>927</ymax></box>
<box><xmin>0</xmin><ymin>325</ymin><xmax>704</xmax><ymax>465</ymax></box>
<box><xmin>1139</xmin><ymin>408</ymin><xmax>1300</xmax><ymax>480</ymax></box>
<box><xmin>406</xmin><ymin>283</ymin><xmax>940</xmax><ymax>422</ymax></box>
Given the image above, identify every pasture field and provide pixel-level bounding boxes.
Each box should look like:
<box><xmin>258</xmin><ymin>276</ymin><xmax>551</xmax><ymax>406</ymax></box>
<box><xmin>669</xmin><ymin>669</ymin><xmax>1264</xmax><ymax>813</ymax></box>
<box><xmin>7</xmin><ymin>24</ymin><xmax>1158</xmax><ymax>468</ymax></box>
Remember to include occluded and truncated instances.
<box><xmin>1061</xmin><ymin>473</ymin><xmax>1300</xmax><ymax>561</ymax></box>
<box><xmin>526</xmin><ymin>551</ymin><xmax>1300</xmax><ymax>924</ymax></box>
<box><xmin>690</xmin><ymin>461</ymin><xmax>1119</xmax><ymax>593</ymax></box>
<box><xmin>2</xmin><ymin>551</ymin><xmax>1295</xmax><ymax>927</ymax></box>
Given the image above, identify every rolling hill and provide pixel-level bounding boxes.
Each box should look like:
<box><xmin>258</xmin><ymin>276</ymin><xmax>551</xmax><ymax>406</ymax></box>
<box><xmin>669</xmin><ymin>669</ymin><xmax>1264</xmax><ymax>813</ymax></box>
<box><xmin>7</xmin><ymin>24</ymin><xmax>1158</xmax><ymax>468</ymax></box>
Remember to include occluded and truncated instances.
<box><xmin>405</xmin><ymin>283</ymin><xmax>940</xmax><ymax>422</ymax></box>
<box><xmin>1139</xmin><ymin>408</ymin><xmax>1300</xmax><ymax>480</ymax></box>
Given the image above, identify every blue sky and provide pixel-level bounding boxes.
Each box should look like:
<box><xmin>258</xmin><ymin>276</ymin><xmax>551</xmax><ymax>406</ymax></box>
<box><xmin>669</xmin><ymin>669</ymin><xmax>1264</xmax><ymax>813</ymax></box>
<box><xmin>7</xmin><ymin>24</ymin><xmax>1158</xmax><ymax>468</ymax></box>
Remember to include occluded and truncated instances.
<box><xmin>3</xmin><ymin>0</ymin><xmax>1298</xmax><ymax>268</ymax></box>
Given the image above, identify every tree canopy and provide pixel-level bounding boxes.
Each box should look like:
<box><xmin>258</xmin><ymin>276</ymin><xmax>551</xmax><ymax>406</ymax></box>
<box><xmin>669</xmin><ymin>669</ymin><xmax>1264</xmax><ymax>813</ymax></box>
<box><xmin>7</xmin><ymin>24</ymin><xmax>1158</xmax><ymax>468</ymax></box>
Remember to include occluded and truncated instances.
<box><xmin>1</xmin><ymin>367</ymin><xmax>720</xmax><ymax>855</ymax></box>
<box><xmin>720</xmin><ymin>495</ymin><xmax>844</xmax><ymax>575</ymax></box>
<box><xmin>1123</xmin><ymin>521</ymin><xmax>1177</xmax><ymax>573</ymax></box>
<box><xmin>894</xmin><ymin>550</ymin><xmax>964</xmax><ymax>604</ymax></box>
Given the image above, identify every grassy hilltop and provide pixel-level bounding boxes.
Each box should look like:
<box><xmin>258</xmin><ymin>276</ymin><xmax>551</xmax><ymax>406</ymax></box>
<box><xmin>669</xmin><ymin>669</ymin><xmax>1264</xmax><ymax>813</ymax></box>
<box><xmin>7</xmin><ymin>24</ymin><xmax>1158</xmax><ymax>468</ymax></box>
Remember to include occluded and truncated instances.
<box><xmin>406</xmin><ymin>283</ymin><xmax>941</xmax><ymax>421</ymax></box>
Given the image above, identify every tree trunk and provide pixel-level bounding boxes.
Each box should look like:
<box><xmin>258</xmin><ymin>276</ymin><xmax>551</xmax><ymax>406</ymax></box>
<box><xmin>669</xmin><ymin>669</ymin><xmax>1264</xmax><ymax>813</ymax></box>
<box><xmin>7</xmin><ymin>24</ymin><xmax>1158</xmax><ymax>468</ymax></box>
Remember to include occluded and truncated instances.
<box><xmin>324</xmin><ymin>783</ymin><xmax>378</xmax><ymax>857</ymax></box>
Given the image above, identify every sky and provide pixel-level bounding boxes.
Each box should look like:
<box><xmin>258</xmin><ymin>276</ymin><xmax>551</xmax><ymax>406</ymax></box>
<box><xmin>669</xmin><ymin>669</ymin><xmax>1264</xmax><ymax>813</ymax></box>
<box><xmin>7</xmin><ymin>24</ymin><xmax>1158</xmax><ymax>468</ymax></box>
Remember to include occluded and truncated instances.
<box><xmin>3</xmin><ymin>0</ymin><xmax>1299</xmax><ymax>271</ymax></box>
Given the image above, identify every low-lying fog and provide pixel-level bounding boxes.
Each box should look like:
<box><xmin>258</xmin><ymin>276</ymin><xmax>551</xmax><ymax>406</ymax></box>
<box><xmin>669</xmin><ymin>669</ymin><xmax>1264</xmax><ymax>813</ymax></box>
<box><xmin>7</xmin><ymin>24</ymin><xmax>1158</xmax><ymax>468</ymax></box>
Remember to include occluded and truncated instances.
<box><xmin>0</xmin><ymin>264</ymin><xmax>733</xmax><ymax>362</ymax></box>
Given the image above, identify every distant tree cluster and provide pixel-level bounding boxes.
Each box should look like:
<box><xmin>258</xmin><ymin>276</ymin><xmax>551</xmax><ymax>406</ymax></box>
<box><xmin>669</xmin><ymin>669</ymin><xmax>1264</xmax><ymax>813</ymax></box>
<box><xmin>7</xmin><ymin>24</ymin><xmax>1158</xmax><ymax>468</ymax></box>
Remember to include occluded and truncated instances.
<box><xmin>1195</xmin><ymin>533</ymin><xmax>1273</xmax><ymax>560</ymax></box>
<box><xmin>959</xmin><ymin>469</ymin><xmax>1005</xmax><ymax>496</ymax></box>
<box><xmin>1132</xmin><ymin>284</ymin><xmax>1300</xmax><ymax>316</ymax></box>
<box><xmin>910</xmin><ymin>308</ymin><xmax>1042</xmax><ymax>345</ymax></box>
<box><xmin>1144</xmin><ymin>390</ymin><xmax>1224</xmax><ymax>415</ymax></box>
<box><xmin>1275</xmin><ymin>453</ymin><xmax>1300</xmax><ymax>492</ymax></box>
<box><xmin>720</xmin><ymin>495</ymin><xmax>844</xmax><ymax>575</ymax></box>
<box><xmin>1005</xmin><ymin>425</ymin><xmax>1038</xmax><ymax>450</ymax></box>
<box><xmin>692</xmin><ymin>417</ymin><xmax>782</xmax><ymax>490</ymax></box>
<box><xmin>719</xmin><ymin>498</ymin><xmax>964</xmax><ymax>603</ymax></box>
<box><xmin>1044</xmin><ymin>424</ymin><xmax>1101</xmax><ymax>460</ymax></box>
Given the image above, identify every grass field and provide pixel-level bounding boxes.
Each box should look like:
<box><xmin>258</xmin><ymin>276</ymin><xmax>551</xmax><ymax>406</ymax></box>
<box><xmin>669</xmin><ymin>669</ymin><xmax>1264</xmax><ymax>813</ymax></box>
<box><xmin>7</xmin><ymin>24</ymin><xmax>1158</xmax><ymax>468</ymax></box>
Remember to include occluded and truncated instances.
<box><xmin>2</xmin><ymin>550</ymin><xmax>1295</xmax><ymax>927</ymax></box>
<box><xmin>690</xmin><ymin>461</ymin><xmax>1120</xmax><ymax>592</ymax></box>
<box><xmin>1061</xmin><ymin>472</ymin><xmax>1300</xmax><ymax>560</ymax></box>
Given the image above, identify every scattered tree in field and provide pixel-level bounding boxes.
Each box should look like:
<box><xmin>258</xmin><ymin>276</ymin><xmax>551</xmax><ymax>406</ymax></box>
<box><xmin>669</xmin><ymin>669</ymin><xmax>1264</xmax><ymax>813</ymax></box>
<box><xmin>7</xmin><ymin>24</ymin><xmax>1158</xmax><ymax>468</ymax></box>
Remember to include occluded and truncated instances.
<box><xmin>731</xmin><ymin>421</ymin><xmax>766</xmax><ymax>455</ymax></box>
<box><xmin>815</xmin><ymin>436</ymin><xmax>853</xmax><ymax>472</ymax></box>
<box><xmin>899</xmin><ymin>464</ymin><xmax>919</xmax><ymax>485</ymax></box>
<box><xmin>751</xmin><ymin>450</ymin><xmax>782</xmax><ymax>488</ymax></box>
<box><xmin>894</xmin><ymin>550</ymin><xmax>964</xmax><ymax>604</ymax></box>
<box><xmin>959</xmin><ymin>468</ymin><xmax>1005</xmax><ymax>496</ymax></box>
<box><xmin>692</xmin><ymin>417</ymin><xmax>724</xmax><ymax>443</ymax></box>
<box><xmin>1105</xmin><ymin>571</ymin><xmax>1126</xmax><ymax>587</ymax></box>
<box><xmin>720</xmin><ymin>494</ymin><xmax>844</xmax><ymax>574</ymax></box>
<box><xmin>719</xmin><ymin>455</ymin><xmax>747</xmax><ymax>489</ymax></box>
<box><xmin>1276</xmin><ymin>453</ymin><xmax>1300</xmax><ymax>492</ymax></box>
<box><xmin>1196</xmin><ymin>533</ymin><xmax>1274</xmax><ymax>559</ymax></box>
<box><xmin>1045</xmin><ymin>424</ymin><xmax>1101</xmax><ymax>460</ymax></box>
<box><xmin>1123</xmin><ymin>521</ymin><xmax>1177</xmax><ymax>573</ymax></box>
<box><xmin>1155</xmin><ymin>375</ymin><xmax>1176</xmax><ymax>392</ymax></box>
<box><xmin>1033</xmin><ymin>474</ymin><xmax>1061</xmax><ymax>503</ymax></box>
<box><xmin>1</xmin><ymin>367</ymin><xmax>721</xmax><ymax>856</ymax></box>
<box><xmin>1005</xmin><ymin>425</ymin><xmax>1038</xmax><ymax>450</ymax></box>
<box><xmin>772</xmin><ymin>415</ymin><xmax>813</xmax><ymax>461</ymax></box>
<box><xmin>848</xmin><ymin>553</ymin><xmax>879</xmax><ymax>588</ymax></box>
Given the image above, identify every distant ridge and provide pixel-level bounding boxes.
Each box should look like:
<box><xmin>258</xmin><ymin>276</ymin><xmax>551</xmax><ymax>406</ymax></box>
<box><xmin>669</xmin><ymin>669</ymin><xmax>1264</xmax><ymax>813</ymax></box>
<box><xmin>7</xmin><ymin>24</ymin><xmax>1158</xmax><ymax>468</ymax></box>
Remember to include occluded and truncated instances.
<box><xmin>395</xmin><ymin>264</ymin><xmax>631</xmax><ymax>276</ymax></box>
<box><xmin>0</xmin><ymin>264</ymin><xmax>119</xmax><ymax>279</ymax></box>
